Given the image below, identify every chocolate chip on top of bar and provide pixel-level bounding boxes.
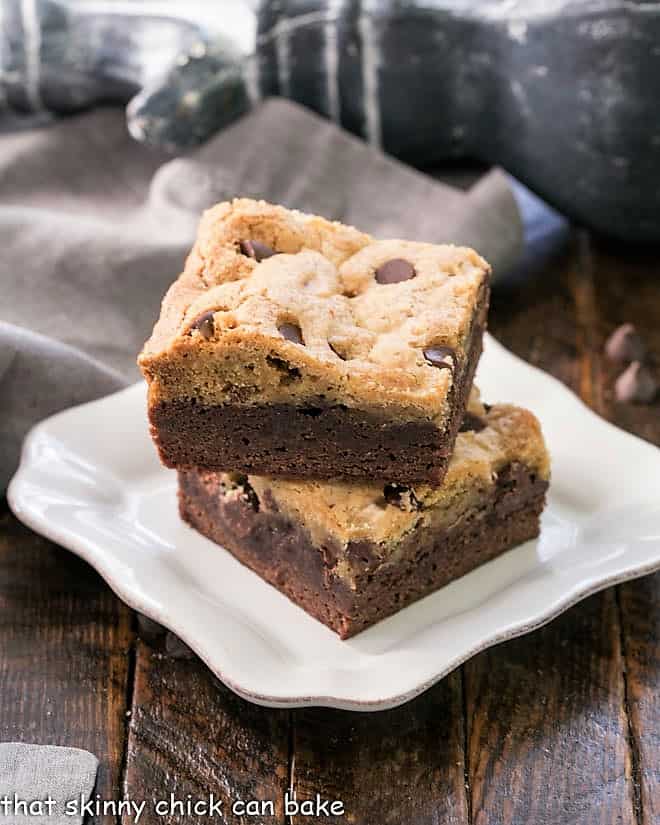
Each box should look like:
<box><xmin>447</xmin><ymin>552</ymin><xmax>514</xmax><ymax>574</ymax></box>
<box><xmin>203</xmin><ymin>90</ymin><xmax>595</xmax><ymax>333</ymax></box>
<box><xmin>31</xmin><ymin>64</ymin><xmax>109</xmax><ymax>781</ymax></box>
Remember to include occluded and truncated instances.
<box><xmin>374</xmin><ymin>258</ymin><xmax>416</xmax><ymax>284</ymax></box>
<box><xmin>239</xmin><ymin>239</ymin><xmax>277</xmax><ymax>262</ymax></box>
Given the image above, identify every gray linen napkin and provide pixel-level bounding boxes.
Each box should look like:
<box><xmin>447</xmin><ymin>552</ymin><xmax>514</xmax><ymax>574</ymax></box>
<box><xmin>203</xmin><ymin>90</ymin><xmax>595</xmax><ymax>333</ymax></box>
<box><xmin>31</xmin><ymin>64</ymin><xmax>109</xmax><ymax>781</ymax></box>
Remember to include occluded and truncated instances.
<box><xmin>0</xmin><ymin>98</ymin><xmax>522</xmax><ymax>491</ymax></box>
<box><xmin>0</xmin><ymin>743</ymin><xmax>98</xmax><ymax>824</ymax></box>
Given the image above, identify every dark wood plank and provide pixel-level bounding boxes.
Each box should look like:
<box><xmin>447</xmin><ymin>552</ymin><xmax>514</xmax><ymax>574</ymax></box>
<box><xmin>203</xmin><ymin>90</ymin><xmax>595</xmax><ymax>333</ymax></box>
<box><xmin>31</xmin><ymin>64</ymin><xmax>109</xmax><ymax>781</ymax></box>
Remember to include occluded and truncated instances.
<box><xmin>470</xmin><ymin>238</ymin><xmax>638</xmax><ymax>825</ymax></box>
<box><xmin>584</xmin><ymin>237</ymin><xmax>660</xmax><ymax>825</ymax></box>
<box><xmin>0</xmin><ymin>501</ymin><xmax>133</xmax><ymax>822</ymax></box>
<box><xmin>290</xmin><ymin>672</ymin><xmax>469</xmax><ymax>825</ymax></box>
<box><xmin>466</xmin><ymin>590</ymin><xmax>635</xmax><ymax>825</ymax></box>
<box><xmin>121</xmin><ymin>640</ymin><xmax>290</xmax><ymax>824</ymax></box>
<box><xmin>619</xmin><ymin>575</ymin><xmax>660</xmax><ymax>825</ymax></box>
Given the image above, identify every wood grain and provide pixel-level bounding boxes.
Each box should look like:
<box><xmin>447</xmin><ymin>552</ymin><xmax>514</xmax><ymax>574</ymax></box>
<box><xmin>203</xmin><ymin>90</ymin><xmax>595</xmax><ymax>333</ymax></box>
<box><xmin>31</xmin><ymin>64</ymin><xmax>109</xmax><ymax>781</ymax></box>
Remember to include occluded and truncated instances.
<box><xmin>465</xmin><ymin>590</ymin><xmax>635</xmax><ymax>825</ymax></box>
<box><xmin>473</xmin><ymin>239</ymin><xmax>638</xmax><ymax>825</ymax></box>
<box><xmin>619</xmin><ymin>575</ymin><xmax>660</xmax><ymax>825</ymax></box>
<box><xmin>290</xmin><ymin>672</ymin><xmax>468</xmax><ymax>825</ymax></box>
<box><xmin>583</xmin><ymin>237</ymin><xmax>660</xmax><ymax>825</ymax></box>
<box><xmin>121</xmin><ymin>639</ymin><xmax>289</xmax><ymax>824</ymax></box>
<box><xmin>0</xmin><ymin>501</ymin><xmax>133</xmax><ymax>823</ymax></box>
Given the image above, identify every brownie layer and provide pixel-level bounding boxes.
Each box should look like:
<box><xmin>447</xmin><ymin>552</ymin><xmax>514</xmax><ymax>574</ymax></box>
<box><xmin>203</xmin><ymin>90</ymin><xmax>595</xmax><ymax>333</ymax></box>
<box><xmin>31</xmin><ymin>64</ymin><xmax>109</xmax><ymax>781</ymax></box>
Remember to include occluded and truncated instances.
<box><xmin>151</xmin><ymin>287</ymin><xmax>487</xmax><ymax>483</ymax></box>
<box><xmin>178</xmin><ymin>462</ymin><xmax>548</xmax><ymax>639</ymax></box>
<box><xmin>155</xmin><ymin>403</ymin><xmax>440</xmax><ymax>479</ymax></box>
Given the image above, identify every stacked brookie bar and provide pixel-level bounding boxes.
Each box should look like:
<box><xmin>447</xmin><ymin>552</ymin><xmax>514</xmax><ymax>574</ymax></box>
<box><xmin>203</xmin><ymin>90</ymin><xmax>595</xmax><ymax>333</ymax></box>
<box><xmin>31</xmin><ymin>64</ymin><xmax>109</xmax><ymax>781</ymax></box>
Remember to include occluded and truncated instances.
<box><xmin>139</xmin><ymin>199</ymin><xmax>550</xmax><ymax>639</ymax></box>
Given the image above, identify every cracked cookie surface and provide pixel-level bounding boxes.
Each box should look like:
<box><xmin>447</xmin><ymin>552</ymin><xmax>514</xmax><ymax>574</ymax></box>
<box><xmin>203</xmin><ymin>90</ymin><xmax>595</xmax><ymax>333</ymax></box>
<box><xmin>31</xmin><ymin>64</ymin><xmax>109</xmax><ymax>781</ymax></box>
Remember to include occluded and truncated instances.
<box><xmin>140</xmin><ymin>198</ymin><xmax>489</xmax><ymax>415</ymax></box>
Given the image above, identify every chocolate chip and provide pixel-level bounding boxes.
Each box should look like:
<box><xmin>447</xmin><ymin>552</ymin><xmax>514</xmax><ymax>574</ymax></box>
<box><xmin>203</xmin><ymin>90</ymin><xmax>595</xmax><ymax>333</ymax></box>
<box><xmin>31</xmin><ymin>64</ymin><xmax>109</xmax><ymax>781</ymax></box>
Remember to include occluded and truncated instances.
<box><xmin>375</xmin><ymin>258</ymin><xmax>416</xmax><ymax>284</ymax></box>
<box><xmin>190</xmin><ymin>310</ymin><xmax>215</xmax><ymax>340</ymax></box>
<box><xmin>460</xmin><ymin>412</ymin><xmax>487</xmax><ymax>433</ymax></box>
<box><xmin>383</xmin><ymin>483</ymin><xmax>405</xmax><ymax>506</ymax></box>
<box><xmin>235</xmin><ymin>474</ymin><xmax>260</xmax><ymax>512</ymax></box>
<box><xmin>423</xmin><ymin>346</ymin><xmax>455</xmax><ymax>371</ymax></box>
<box><xmin>605</xmin><ymin>323</ymin><xmax>646</xmax><ymax>364</ymax></box>
<box><xmin>278</xmin><ymin>322</ymin><xmax>304</xmax><ymax>345</ymax></box>
<box><xmin>239</xmin><ymin>239</ymin><xmax>276</xmax><ymax>261</ymax></box>
<box><xmin>266</xmin><ymin>355</ymin><xmax>301</xmax><ymax>380</ymax></box>
<box><xmin>383</xmin><ymin>483</ymin><xmax>422</xmax><ymax>511</ymax></box>
<box><xmin>615</xmin><ymin>361</ymin><xmax>657</xmax><ymax>403</ymax></box>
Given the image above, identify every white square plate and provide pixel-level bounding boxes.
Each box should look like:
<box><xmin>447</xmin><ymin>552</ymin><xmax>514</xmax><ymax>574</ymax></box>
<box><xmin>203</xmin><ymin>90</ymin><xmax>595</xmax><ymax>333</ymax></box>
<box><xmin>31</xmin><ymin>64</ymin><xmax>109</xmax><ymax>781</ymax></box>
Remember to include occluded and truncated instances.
<box><xmin>8</xmin><ymin>334</ymin><xmax>660</xmax><ymax>710</ymax></box>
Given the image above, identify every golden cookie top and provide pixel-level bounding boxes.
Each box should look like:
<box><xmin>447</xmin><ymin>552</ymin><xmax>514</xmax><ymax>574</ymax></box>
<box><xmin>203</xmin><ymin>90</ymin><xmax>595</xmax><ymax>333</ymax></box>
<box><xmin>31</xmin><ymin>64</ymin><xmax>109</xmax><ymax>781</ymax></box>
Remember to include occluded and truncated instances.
<box><xmin>139</xmin><ymin>199</ymin><xmax>491</xmax><ymax>421</ymax></box>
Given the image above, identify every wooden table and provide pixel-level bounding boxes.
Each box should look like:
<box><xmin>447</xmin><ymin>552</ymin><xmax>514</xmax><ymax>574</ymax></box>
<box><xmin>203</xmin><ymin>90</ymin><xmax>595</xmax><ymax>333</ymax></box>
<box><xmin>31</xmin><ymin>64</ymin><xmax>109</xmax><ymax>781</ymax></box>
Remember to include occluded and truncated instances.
<box><xmin>1</xmin><ymin>232</ymin><xmax>658</xmax><ymax>825</ymax></box>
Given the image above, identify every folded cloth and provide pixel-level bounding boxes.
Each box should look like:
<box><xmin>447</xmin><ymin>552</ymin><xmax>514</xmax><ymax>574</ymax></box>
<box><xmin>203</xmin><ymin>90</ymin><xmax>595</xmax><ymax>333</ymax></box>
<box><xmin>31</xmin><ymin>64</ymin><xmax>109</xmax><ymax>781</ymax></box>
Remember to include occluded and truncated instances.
<box><xmin>0</xmin><ymin>98</ymin><xmax>523</xmax><ymax>492</ymax></box>
<box><xmin>0</xmin><ymin>743</ymin><xmax>98</xmax><ymax>824</ymax></box>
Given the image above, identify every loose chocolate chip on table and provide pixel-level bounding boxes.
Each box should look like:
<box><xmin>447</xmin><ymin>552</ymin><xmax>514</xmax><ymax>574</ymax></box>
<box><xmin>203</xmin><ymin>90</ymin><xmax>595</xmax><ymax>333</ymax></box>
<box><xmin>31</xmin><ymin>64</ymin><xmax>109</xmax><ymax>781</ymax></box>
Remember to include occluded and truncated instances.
<box><xmin>278</xmin><ymin>322</ymin><xmax>304</xmax><ymax>345</ymax></box>
<box><xmin>375</xmin><ymin>258</ymin><xmax>416</xmax><ymax>284</ymax></box>
<box><xmin>614</xmin><ymin>361</ymin><xmax>658</xmax><ymax>403</ymax></box>
<box><xmin>423</xmin><ymin>346</ymin><xmax>455</xmax><ymax>370</ymax></box>
<box><xmin>383</xmin><ymin>483</ymin><xmax>422</xmax><ymax>511</ymax></box>
<box><xmin>239</xmin><ymin>239</ymin><xmax>276</xmax><ymax>261</ymax></box>
<box><xmin>190</xmin><ymin>310</ymin><xmax>215</xmax><ymax>340</ymax></box>
<box><xmin>605</xmin><ymin>323</ymin><xmax>646</xmax><ymax>363</ymax></box>
<box><xmin>460</xmin><ymin>412</ymin><xmax>487</xmax><ymax>433</ymax></box>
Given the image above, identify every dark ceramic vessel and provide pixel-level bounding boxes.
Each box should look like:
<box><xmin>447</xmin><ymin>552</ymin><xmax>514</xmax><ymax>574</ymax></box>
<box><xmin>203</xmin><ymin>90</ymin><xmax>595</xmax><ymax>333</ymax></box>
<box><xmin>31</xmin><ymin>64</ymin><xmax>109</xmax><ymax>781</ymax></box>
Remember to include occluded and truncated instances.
<box><xmin>2</xmin><ymin>0</ymin><xmax>658</xmax><ymax>241</ymax></box>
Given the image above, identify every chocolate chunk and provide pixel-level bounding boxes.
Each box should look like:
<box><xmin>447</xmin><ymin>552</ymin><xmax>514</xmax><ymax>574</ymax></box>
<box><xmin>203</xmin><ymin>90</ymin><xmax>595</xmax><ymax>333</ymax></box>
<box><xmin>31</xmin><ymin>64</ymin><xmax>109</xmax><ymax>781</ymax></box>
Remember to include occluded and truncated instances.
<box><xmin>266</xmin><ymin>355</ymin><xmax>301</xmax><ymax>380</ymax></box>
<box><xmin>423</xmin><ymin>346</ymin><xmax>455</xmax><ymax>371</ymax></box>
<box><xmin>383</xmin><ymin>483</ymin><xmax>422</xmax><ymax>511</ymax></box>
<box><xmin>614</xmin><ymin>361</ymin><xmax>657</xmax><ymax>403</ymax></box>
<box><xmin>235</xmin><ymin>474</ymin><xmax>260</xmax><ymax>512</ymax></box>
<box><xmin>278</xmin><ymin>322</ymin><xmax>304</xmax><ymax>345</ymax></box>
<box><xmin>375</xmin><ymin>258</ymin><xmax>416</xmax><ymax>284</ymax></box>
<box><xmin>460</xmin><ymin>412</ymin><xmax>487</xmax><ymax>433</ymax></box>
<box><xmin>190</xmin><ymin>310</ymin><xmax>215</xmax><ymax>340</ymax></box>
<box><xmin>239</xmin><ymin>239</ymin><xmax>276</xmax><ymax>261</ymax></box>
<box><xmin>605</xmin><ymin>323</ymin><xmax>646</xmax><ymax>363</ymax></box>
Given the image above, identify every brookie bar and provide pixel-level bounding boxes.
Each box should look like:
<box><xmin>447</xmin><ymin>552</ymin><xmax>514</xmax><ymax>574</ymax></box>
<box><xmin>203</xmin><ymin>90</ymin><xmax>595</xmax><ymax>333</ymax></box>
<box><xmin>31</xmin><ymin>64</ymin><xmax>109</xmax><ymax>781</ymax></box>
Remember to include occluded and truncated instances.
<box><xmin>139</xmin><ymin>199</ymin><xmax>491</xmax><ymax>483</ymax></box>
<box><xmin>177</xmin><ymin>398</ymin><xmax>550</xmax><ymax>639</ymax></box>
